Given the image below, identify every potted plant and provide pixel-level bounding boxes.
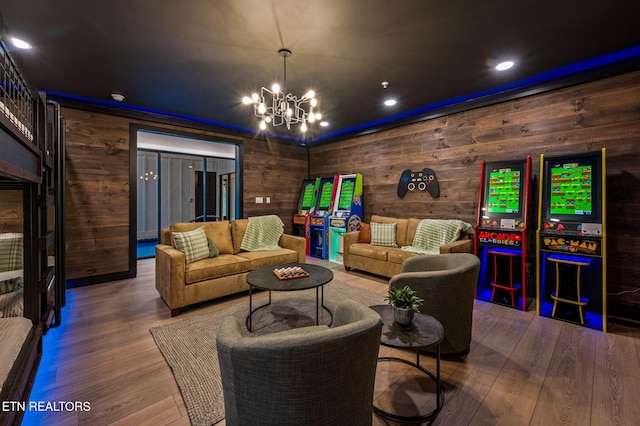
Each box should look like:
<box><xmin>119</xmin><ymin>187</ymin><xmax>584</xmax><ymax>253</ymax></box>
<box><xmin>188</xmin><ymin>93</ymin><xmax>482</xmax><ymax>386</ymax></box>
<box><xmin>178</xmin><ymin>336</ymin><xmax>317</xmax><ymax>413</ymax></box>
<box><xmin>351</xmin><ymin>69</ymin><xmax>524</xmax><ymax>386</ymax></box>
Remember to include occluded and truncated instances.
<box><xmin>385</xmin><ymin>285</ymin><xmax>424</xmax><ymax>327</ymax></box>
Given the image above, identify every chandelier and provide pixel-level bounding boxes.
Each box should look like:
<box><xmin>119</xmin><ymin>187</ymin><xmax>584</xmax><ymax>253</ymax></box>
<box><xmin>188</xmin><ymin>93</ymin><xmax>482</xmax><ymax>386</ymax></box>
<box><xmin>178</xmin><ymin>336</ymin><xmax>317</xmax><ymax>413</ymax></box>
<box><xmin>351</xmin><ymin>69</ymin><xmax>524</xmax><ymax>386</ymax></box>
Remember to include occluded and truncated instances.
<box><xmin>242</xmin><ymin>48</ymin><xmax>322</xmax><ymax>133</ymax></box>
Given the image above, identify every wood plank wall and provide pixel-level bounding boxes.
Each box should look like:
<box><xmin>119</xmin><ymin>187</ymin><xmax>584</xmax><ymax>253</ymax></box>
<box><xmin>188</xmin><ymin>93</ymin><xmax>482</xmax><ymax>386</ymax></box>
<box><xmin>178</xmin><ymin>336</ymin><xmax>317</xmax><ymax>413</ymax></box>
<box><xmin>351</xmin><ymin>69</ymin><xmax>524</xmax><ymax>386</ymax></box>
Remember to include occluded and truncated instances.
<box><xmin>309</xmin><ymin>70</ymin><xmax>640</xmax><ymax>313</ymax></box>
<box><xmin>0</xmin><ymin>189</ymin><xmax>22</xmax><ymax>233</ymax></box>
<box><xmin>61</xmin><ymin>107</ymin><xmax>307</xmax><ymax>282</ymax></box>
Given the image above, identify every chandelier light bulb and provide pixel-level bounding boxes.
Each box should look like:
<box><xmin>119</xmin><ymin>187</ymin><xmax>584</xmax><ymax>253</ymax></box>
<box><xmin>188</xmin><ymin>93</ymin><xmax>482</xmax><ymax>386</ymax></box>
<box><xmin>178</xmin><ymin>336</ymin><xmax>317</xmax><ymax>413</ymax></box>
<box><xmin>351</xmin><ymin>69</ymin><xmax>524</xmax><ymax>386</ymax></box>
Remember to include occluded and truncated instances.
<box><xmin>258</xmin><ymin>103</ymin><xmax>266</xmax><ymax>114</ymax></box>
<box><xmin>272</xmin><ymin>83</ymin><xmax>280</xmax><ymax>93</ymax></box>
<box><xmin>315</xmin><ymin>112</ymin><xmax>322</xmax><ymax>120</ymax></box>
<box><xmin>242</xmin><ymin>96</ymin><xmax>252</xmax><ymax>105</ymax></box>
<box><xmin>301</xmin><ymin>122</ymin><xmax>307</xmax><ymax>132</ymax></box>
<box><xmin>259</xmin><ymin>120</ymin><xmax>267</xmax><ymax>130</ymax></box>
<box><xmin>305</xmin><ymin>90</ymin><xmax>315</xmax><ymax>99</ymax></box>
<box><xmin>265</xmin><ymin>116</ymin><xmax>272</xmax><ymax>123</ymax></box>
<box><xmin>308</xmin><ymin>113</ymin><xmax>316</xmax><ymax>123</ymax></box>
<box><xmin>310</xmin><ymin>98</ymin><xmax>318</xmax><ymax>107</ymax></box>
<box><xmin>251</xmin><ymin>93</ymin><xmax>259</xmax><ymax>102</ymax></box>
<box><xmin>287</xmin><ymin>108</ymin><xmax>292</xmax><ymax>117</ymax></box>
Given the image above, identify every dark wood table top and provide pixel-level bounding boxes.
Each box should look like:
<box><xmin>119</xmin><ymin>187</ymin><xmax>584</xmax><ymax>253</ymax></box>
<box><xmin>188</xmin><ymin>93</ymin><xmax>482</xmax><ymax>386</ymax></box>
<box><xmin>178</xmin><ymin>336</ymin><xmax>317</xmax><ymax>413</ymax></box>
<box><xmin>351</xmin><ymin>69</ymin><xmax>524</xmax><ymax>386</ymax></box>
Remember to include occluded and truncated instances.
<box><xmin>370</xmin><ymin>305</ymin><xmax>444</xmax><ymax>350</ymax></box>
<box><xmin>246</xmin><ymin>262</ymin><xmax>333</xmax><ymax>291</ymax></box>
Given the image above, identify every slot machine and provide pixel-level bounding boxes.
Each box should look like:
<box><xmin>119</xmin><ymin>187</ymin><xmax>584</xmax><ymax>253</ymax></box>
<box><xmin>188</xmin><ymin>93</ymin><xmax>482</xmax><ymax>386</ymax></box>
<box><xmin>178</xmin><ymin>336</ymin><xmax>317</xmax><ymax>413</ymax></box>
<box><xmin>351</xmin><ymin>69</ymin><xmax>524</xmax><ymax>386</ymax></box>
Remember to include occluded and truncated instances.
<box><xmin>308</xmin><ymin>176</ymin><xmax>338</xmax><ymax>259</ymax></box>
<box><xmin>474</xmin><ymin>157</ymin><xmax>533</xmax><ymax>310</ymax></box>
<box><xmin>293</xmin><ymin>178</ymin><xmax>320</xmax><ymax>254</ymax></box>
<box><xmin>328</xmin><ymin>173</ymin><xmax>363</xmax><ymax>263</ymax></box>
<box><xmin>536</xmin><ymin>149</ymin><xmax>607</xmax><ymax>331</ymax></box>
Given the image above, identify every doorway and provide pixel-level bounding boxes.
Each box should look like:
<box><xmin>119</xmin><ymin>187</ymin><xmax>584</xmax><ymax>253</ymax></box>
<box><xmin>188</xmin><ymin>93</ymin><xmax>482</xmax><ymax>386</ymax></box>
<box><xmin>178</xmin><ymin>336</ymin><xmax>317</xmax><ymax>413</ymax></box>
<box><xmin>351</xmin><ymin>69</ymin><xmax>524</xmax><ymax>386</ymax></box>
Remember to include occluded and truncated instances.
<box><xmin>135</xmin><ymin>129</ymin><xmax>239</xmax><ymax>259</ymax></box>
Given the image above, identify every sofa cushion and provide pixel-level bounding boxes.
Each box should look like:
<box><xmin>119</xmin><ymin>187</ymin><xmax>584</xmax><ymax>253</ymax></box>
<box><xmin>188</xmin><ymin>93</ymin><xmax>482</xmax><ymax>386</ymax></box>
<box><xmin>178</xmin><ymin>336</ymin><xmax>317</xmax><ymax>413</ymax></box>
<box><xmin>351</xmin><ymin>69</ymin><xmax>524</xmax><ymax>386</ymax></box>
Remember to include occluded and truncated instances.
<box><xmin>236</xmin><ymin>249</ymin><xmax>299</xmax><ymax>269</ymax></box>
<box><xmin>371</xmin><ymin>215</ymin><xmax>409</xmax><ymax>246</ymax></box>
<box><xmin>171</xmin><ymin>221</ymin><xmax>234</xmax><ymax>255</ymax></box>
<box><xmin>184</xmin><ymin>254</ymin><xmax>251</xmax><ymax>284</ymax></box>
<box><xmin>370</xmin><ymin>222</ymin><xmax>398</xmax><ymax>247</ymax></box>
<box><xmin>172</xmin><ymin>227</ymin><xmax>210</xmax><ymax>265</ymax></box>
<box><xmin>231</xmin><ymin>219</ymin><xmax>248</xmax><ymax>254</ymax></box>
<box><xmin>387</xmin><ymin>248</ymin><xmax>418</xmax><ymax>265</ymax></box>
<box><xmin>349</xmin><ymin>243</ymin><xmax>389</xmax><ymax>261</ymax></box>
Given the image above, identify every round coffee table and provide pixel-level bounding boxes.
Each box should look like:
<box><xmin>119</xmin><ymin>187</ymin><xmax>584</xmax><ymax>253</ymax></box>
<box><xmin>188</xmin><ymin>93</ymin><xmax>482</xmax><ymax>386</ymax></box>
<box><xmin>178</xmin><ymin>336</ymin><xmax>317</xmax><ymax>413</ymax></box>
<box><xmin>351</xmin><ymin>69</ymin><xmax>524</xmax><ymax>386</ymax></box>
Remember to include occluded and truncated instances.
<box><xmin>246</xmin><ymin>263</ymin><xmax>333</xmax><ymax>331</ymax></box>
<box><xmin>370</xmin><ymin>304</ymin><xmax>445</xmax><ymax>422</ymax></box>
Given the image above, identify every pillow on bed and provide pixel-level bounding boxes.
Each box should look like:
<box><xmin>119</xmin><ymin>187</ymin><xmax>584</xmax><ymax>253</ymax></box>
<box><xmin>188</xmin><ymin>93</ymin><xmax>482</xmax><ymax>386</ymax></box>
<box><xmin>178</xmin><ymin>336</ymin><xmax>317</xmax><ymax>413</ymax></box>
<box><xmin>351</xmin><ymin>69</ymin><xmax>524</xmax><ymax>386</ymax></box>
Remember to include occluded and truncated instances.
<box><xmin>0</xmin><ymin>233</ymin><xmax>23</xmax><ymax>272</ymax></box>
<box><xmin>172</xmin><ymin>227</ymin><xmax>210</xmax><ymax>264</ymax></box>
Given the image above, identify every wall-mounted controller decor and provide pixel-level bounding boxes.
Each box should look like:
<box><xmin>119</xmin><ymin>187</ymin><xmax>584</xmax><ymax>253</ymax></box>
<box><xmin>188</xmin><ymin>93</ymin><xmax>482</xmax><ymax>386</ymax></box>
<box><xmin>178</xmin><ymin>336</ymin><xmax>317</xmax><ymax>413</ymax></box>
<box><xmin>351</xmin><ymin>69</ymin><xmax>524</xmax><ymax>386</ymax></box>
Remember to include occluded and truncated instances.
<box><xmin>397</xmin><ymin>168</ymin><xmax>439</xmax><ymax>198</ymax></box>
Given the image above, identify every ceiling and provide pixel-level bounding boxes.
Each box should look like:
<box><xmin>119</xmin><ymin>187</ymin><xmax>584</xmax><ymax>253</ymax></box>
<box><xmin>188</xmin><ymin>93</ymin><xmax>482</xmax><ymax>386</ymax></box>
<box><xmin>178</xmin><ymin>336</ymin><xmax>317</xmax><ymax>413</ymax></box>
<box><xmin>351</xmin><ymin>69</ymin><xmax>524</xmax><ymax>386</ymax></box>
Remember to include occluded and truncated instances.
<box><xmin>1</xmin><ymin>1</ymin><xmax>640</xmax><ymax>145</ymax></box>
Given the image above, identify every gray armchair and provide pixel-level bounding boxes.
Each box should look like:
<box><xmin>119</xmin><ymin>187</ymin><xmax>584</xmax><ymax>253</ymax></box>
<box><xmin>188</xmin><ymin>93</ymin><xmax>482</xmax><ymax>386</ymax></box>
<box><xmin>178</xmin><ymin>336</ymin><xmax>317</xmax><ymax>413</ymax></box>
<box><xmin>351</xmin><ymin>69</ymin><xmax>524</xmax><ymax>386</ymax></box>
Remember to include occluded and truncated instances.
<box><xmin>389</xmin><ymin>253</ymin><xmax>481</xmax><ymax>355</ymax></box>
<box><xmin>216</xmin><ymin>300</ymin><xmax>383</xmax><ymax>426</ymax></box>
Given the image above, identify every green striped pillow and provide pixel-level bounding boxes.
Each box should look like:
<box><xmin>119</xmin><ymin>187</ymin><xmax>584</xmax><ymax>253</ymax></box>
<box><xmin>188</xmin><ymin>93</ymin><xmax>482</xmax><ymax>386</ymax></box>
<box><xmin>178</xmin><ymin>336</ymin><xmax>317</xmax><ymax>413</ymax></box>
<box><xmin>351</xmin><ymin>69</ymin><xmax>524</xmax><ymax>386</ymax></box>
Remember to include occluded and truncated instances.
<box><xmin>370</xmin><ymin>222</ymin><xmax>398</xmax><ymax>247</ymax></box>
<box><xmin>172</xmin><ymin>227</ymin><xmax>210</xmax><ymax>265</ymax></box>
<box><xmin>0</xmin><ymin>233</ymin><xmax>23</xmax><ymax>272</ymax></box>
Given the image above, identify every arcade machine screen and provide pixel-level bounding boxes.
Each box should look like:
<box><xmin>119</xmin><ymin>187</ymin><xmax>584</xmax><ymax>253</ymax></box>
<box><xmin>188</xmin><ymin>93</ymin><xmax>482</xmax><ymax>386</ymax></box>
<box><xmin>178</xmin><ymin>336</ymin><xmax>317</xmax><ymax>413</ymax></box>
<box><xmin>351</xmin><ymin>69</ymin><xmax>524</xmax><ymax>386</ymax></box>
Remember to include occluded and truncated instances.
<box><xmin>317</xmin><ymin>180</ymin><xmax>335</xmax><ymax>210</ymax></box>
<box><xmin>298</xmin><ymin>180</ymin><xmax>316</xmax><ymax>210</ymax></box>
<box><xmin>543</xmin><ymin>155</ymin><xmax>601</xmax><ymax>224</ymax></box>
<box><xmin>336</xmin><ymin>178</ymin><xmax>356</xmax><ymax>211</ymax></box>
<box><xmin>487</xmin><ymin>168</ymin><xmax>521</xmax><ymax>214</ymax></box>
<box><xmin>480</xmin><ymin>160</ymin><xmax>527</xmax><ymax>225</ymax></box>
<box><xmin>549</xmin><ymin>164</ymin><xmax>593</xmax><ymax>216</ymax></box>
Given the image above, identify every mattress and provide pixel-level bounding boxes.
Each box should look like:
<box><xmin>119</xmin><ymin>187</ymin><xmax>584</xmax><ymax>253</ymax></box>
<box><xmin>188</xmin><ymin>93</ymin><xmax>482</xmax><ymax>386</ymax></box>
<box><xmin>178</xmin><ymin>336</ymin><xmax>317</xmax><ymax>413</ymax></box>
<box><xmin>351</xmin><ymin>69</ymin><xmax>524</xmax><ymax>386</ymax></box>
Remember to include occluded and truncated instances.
<box><xmin>0</xmin><ymin>316</ymin><xmax>33</xmax><ymax>395</ymax></box>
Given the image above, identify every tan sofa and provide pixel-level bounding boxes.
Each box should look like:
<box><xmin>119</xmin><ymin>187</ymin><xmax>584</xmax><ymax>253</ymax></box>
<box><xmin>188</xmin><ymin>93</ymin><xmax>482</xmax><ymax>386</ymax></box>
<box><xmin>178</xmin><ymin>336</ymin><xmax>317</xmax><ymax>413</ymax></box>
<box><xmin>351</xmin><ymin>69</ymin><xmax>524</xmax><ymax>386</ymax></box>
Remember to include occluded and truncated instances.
<box><xmin>155</xmin><ymin>220</ymin><xmax>305</xmax><ymax>316</ymax></box>
<box><xmin>343</xmin><ymin>215</ymin><xmax>473</xmax><ymax>278</ymax></box>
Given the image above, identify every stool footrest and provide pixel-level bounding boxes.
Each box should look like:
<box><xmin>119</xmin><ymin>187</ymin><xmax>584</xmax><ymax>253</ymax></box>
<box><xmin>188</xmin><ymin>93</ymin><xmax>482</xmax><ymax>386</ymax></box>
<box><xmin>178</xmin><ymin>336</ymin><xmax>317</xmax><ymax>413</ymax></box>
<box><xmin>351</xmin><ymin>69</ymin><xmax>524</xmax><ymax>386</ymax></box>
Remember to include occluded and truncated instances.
<box><xmin>490</xmin><ymin>282</ymin><xmax>521</xmax><ymax>292</ymax></box>
<box><xmin>551</xmin><ymin>293</ymin><xmax>588</xmax><ymax>306</ymax></box>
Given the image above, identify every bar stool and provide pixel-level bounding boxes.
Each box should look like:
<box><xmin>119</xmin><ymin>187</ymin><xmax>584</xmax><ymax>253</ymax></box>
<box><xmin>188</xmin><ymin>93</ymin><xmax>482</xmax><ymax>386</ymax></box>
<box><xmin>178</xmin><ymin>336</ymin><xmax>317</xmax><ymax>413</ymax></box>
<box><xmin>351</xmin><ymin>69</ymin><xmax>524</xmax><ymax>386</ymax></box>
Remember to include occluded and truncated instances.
<box><xmin>547</xmin><ymin>255</ymin><xmax>591</xmax><ymax>324</ymax></box>
<box><xmin>487</xmin><ymin>248</ymin><xmax>521</xmax><ymax>308</ymax></box>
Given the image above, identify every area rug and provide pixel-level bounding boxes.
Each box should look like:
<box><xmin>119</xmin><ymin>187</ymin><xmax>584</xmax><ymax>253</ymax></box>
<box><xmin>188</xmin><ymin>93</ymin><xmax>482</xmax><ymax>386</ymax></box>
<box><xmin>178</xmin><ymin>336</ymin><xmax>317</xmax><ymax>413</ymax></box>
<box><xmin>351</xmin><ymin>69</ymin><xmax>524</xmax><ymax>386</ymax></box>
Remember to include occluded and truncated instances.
<box><xmin>149</xmin><ymin>279</ymin><xmax>385</xmax><ymax>426</ymax></box>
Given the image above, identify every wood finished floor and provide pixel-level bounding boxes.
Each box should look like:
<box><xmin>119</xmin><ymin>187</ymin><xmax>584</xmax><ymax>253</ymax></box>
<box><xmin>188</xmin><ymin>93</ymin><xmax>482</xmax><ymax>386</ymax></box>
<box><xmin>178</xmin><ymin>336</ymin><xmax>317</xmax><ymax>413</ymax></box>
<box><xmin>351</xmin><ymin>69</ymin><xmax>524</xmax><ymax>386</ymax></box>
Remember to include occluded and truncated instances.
<box><xmin>21</xmin><ymin>257</ymin><xmax>640</xmax><ymax>426</ymax></box>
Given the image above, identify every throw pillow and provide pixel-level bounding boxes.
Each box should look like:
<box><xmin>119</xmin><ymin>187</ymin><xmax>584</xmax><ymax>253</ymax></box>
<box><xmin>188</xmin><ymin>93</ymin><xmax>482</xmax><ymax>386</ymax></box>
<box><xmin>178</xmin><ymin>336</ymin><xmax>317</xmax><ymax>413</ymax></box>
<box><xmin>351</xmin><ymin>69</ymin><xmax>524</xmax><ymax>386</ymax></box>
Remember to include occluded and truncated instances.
<box><xmin>358</xmin><ymin>222</ymin><xmax>371</xmax><ymax>243</ymax></box>
<box><xmin>207</xmin><ymin>237</ymin><xmax>219</xmax><ymax>258</ymax></box>
<box><xmin>172</xmin><ymin>227</ymin><xmax>210</xmax><ymax>264</ymax></box>
<box><xmin>370</xmin><ymin>222</ymin><xmax>398</xmax><ymax>247</ymax></box>
<box><xmin>0</xmin><ymin>276</ymin><xmax>24</xmax><ymax>295</ymax></box>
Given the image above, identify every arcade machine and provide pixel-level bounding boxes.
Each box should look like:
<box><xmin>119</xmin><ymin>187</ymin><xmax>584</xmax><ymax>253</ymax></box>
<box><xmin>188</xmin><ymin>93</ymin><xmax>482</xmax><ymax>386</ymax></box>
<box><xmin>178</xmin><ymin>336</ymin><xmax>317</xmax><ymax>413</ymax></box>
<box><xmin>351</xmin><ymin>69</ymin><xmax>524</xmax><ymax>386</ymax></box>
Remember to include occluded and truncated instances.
<box><xmin>328</xmin><ymin>173</ymin><xmax>364</xmax><ymax>263</ymax></box>
<box><xmin>308</xmin><ymin>176</ymin><xmax>338</xmax><ymax>259</ymax></box>
<box><xmin>293</xmin><ymin>178</ymin><xmax>320</xmax><ymax>255</ymax></box>
<box><xmin>536</xmin><ymin>149</ymin><xmax>607</xmax><ymax>331</ymax></box>
<box><xmin>474</xmin><ymin>157</ymin><xmax>533</xmax><ymax>310</ymax></box>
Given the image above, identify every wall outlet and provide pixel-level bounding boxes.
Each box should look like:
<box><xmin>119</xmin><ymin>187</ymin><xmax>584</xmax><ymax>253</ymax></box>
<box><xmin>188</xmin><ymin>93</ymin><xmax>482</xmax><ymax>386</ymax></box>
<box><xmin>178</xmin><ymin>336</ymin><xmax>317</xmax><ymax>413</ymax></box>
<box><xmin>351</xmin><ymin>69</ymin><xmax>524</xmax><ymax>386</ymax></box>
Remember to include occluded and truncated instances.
<box><xmin>255</xmin><ymin>197</ymin><xmax>263</xmax><ymax>204</ymax></box>
<box><xmin>266</xmin><ymin>197</ymin><xmax>271</xmax><ymax>204</ymax></box>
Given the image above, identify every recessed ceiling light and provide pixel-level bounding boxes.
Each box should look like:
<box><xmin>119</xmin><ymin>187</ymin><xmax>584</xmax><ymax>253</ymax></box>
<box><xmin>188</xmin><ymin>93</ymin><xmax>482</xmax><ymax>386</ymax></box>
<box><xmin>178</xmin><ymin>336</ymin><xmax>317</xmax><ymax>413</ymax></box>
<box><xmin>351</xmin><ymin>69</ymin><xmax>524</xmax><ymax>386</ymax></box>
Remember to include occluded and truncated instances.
<box><xmin>320</xmin><ymin>121</ymin><xmax>329</xmax><ymax>127</ymax></box>
<box><xmin>495</xmin><ymin>61</ymin><xmax>515</xmax><ymax>71</ymax></box>
<box><xmin>384</xmin><ymin>99</ymin><xmax>397</xmax><ymax>106</ymax></box>
<box><xmin>11</xmin><ymin>37</ymin><xmax>32</xmax><ymax>50</ymax></box>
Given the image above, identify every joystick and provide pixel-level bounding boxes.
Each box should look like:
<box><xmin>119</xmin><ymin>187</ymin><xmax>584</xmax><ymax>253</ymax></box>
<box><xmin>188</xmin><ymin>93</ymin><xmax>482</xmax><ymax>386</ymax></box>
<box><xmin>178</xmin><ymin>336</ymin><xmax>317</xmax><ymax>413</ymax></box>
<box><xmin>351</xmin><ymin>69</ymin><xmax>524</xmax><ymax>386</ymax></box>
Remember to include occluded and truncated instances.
<box><xmin>397</xmin><ymin>168</ymin><xmax>440</xmax><ymax>198</ymax></box>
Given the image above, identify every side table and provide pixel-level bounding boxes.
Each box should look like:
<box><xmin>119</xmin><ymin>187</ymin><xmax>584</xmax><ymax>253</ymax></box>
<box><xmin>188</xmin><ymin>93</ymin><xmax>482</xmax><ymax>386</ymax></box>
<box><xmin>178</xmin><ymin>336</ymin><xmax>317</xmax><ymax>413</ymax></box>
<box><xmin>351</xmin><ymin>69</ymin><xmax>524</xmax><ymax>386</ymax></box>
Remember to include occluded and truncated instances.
<box><xmin>370</xmin><ymin>304</ymin><xmax>445</xmax><ymax>422</ymax></box>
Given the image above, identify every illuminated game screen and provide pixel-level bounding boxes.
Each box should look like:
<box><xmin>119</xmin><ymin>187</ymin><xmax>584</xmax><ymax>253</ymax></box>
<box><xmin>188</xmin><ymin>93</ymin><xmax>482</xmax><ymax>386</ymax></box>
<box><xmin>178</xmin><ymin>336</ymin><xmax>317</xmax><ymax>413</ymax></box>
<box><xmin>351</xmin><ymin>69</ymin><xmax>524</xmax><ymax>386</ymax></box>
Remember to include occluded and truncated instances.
<box><xmin>487</xmin><ymin>168</ymin><xmax>521</xmax><ymax>214</ymax></box>
<box><xmin>300</xmin><ymin>182</ymin><xmax>315</xmax><ymax>209</ymax></box>
<box><xmin>549</xmin><ymin>163</ymin><xmax>593</xmax><ymax>216</ymax></box>
<box><xmin>337</xmin><ymin>178</ymin><xmax>355</xmax><ymax>210</ymax></box>
<box><xmin>317</xmin><ymin>181</ymin><xmax>334</xmax><ymax>210</ymax></box>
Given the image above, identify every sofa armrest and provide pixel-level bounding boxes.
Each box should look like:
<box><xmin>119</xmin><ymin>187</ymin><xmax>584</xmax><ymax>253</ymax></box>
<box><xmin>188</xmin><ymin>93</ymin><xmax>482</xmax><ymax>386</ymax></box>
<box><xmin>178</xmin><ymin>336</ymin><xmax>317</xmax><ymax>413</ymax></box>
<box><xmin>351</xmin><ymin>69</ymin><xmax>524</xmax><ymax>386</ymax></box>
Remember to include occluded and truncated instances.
<box><xmin>343</xmin><ymin>231</ymin><xmax>360</xmax><ymax>268</ymax></box>
<box><xmin>440</xmin><ymin>238</ymin><xmax>473</xmax><ymax>254</ymax></box>
<box><xmin>155</xmin><ymin>244</ymin><xmax>186</xmax><ymax>314</ymax></box>
<box><xmin>279</xmin><ymin>234</ymin><xmax>306</xmax><ymax>263</ymax></box>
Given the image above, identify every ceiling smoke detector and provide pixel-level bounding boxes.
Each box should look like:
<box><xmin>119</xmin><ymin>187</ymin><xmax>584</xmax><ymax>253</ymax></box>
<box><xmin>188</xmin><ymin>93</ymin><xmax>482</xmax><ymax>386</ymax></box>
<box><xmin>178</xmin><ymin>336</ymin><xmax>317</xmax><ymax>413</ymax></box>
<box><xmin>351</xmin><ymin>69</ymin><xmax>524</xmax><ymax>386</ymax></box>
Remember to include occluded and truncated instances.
<box><xmin>111</xmin><ymin>93</ymin><xmax>125</xmax><ymax>102</ymax></box>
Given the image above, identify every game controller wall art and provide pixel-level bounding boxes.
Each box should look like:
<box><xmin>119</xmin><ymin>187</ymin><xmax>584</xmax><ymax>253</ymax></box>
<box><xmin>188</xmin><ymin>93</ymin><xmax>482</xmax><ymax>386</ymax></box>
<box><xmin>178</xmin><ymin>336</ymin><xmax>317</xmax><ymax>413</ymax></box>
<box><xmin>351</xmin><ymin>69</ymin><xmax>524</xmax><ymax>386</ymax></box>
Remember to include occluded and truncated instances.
<box><xmin>397</xmin><ymin>168</ymin><xmax>440</xmax><ymax>198</ymax></box>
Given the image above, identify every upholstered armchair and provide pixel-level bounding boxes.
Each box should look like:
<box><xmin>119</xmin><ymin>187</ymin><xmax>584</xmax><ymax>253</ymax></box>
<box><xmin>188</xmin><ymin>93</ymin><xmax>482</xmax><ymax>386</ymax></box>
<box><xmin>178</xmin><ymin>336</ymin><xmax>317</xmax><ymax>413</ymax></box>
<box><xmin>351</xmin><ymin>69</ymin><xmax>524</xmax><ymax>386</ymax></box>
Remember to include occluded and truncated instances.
<box><xmin>216</xmin><ymin>300</ymin><xmax>383</xmax><ymax>426</ymax></box>
<box><xmin>389</xmin><ymin>253</ymin><xmax>481</xmax><ymax>355</ymax></box>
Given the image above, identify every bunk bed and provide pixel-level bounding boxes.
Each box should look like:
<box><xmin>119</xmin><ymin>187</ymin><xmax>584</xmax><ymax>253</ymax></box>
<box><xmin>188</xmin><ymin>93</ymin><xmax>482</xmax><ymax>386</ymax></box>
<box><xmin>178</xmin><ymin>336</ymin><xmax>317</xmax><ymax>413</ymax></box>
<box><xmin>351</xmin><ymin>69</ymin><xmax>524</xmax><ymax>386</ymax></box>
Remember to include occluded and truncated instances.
<box><xmin>0</xmin><ymin>21</ymin><xmax>65</xmax><ymax>426</ymax></box>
